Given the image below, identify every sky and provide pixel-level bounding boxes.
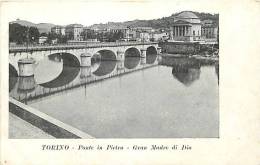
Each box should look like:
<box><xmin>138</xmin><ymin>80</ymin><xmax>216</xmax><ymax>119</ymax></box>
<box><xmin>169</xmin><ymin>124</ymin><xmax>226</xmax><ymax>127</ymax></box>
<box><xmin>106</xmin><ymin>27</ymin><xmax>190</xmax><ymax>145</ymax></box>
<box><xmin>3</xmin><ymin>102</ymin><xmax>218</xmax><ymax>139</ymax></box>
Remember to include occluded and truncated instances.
<box><xmin>2</xmin><ymin>0</ymin><xmax>220</xmax><ymax>26</ymax></box>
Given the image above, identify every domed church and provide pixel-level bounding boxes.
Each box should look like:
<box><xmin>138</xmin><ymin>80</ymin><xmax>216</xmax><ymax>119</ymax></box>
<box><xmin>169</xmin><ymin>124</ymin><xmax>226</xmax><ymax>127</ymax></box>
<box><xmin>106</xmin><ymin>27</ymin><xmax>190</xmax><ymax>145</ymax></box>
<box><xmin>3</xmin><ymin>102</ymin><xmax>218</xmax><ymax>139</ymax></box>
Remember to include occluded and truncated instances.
<box><xmin>170</xmin><ymin>11</ymin><xmax>202</xmax><ymax>41</ymax></box>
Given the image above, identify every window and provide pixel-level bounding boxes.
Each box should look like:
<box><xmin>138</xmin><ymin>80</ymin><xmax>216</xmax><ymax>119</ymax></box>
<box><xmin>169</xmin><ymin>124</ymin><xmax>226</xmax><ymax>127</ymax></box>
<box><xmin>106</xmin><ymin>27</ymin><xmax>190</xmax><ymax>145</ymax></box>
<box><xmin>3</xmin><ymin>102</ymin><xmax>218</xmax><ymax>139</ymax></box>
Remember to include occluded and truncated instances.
<box><xmin>193</xmin><ymin>30</ymin><xmax>195</xmax><ymax>36</ymax></box>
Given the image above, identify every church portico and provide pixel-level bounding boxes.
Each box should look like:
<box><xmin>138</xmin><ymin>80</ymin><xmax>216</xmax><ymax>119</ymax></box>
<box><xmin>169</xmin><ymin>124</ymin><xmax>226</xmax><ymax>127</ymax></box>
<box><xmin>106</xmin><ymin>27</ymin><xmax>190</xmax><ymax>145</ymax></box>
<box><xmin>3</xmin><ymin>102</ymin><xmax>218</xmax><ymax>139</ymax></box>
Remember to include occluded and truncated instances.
<box><xmin>171</xmin><ymin>11</ymin><xmax>202</xmax><ymax>42</ymax></box>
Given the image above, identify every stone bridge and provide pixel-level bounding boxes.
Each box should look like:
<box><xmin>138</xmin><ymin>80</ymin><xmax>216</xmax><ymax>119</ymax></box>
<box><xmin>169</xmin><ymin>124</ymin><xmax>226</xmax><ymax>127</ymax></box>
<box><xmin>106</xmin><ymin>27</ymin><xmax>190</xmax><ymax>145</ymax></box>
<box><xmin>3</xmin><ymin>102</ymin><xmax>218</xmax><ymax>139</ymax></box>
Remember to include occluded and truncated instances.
<box><xmin>9</xmin><ymin>56</ymin><xmax>159</xmax><ymax>104</ymax></box>
<box><xmin>9</xmin><ymin>42</ymin><xmax>160</xmax><ymax>77</ymax></box>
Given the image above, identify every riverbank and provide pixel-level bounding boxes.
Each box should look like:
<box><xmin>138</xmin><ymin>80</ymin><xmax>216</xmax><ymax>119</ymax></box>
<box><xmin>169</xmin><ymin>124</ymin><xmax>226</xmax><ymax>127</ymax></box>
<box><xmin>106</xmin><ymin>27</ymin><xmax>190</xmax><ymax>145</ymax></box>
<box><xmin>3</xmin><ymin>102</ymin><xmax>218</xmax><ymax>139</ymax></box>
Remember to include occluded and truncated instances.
<box><xmin>160</xmin><ymin>53</ymin><xmax>219</xmax><ymax>62</ymax></box>
<box><xmin>9</xmin><ymin>113</ymin><xmax>54</xmax><ymax>139</ymax></box>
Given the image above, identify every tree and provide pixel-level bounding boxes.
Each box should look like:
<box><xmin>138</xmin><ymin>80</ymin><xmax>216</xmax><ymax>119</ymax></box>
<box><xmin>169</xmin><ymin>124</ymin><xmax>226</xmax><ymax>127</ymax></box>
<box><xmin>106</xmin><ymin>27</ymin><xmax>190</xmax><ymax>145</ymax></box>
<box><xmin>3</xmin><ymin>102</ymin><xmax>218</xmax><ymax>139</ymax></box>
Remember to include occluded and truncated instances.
<box><xmin>9</xmin><ymin>23</ymin><xmax>40</xmax><ymax>44</ymax></box>
<box><xmin>9</xmin><ymin>23</ymin><xmax>27</xmax><ymax>44</ymax></box>
<box><xmin>29</xmin><ymin>26</ymin><xmax>40</xmax><ymax>43</ymax></box>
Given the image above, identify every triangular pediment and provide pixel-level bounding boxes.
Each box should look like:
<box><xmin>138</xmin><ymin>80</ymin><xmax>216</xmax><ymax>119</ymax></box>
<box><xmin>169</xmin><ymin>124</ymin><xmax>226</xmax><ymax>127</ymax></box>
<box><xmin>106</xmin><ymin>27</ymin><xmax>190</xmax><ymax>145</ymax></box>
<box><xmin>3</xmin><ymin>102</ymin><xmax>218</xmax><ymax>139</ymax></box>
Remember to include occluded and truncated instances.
<box><xmin>174</xmin><ymin>20</ymin><xmax>191</xmax><ymax>24</ymax></box>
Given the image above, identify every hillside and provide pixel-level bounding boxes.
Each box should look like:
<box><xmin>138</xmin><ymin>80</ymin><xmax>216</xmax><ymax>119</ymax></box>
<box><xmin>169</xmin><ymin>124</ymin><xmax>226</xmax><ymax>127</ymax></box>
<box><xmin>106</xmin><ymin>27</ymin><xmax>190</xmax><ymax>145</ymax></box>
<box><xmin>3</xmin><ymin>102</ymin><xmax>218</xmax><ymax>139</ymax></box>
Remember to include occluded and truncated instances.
<box><xmin>10</xmin><ymin>19</ymin><xmax>56</xmax><ymax>33</ymax></box>
<box><xmin>36</xmin><ymin>23</ymin><xmax>56</xmax><ymax>33</ymax></box>
<box><xmin>10</xmin><ymin>19</ymin><xmax>36</xmax><ymax>27</ymax></box>
<box><xmin>11</xmin><ymin>11</ymin><xmax>219</xmax><ymax>32</ymax></box>
<box><xmin>89</xmin><ymin>11</ymin><xmax>218</xmax><ymax>30</ymax></box>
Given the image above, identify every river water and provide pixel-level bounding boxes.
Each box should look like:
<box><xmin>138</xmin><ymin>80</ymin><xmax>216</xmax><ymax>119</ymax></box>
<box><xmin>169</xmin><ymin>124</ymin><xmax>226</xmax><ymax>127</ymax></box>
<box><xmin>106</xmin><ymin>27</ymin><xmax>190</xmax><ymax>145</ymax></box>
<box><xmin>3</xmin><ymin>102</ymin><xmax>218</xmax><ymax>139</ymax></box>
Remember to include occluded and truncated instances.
<box><xmin>9</xmin><ymin>54</ymin><xmax>219</xmax><ymax>138</ymax></box>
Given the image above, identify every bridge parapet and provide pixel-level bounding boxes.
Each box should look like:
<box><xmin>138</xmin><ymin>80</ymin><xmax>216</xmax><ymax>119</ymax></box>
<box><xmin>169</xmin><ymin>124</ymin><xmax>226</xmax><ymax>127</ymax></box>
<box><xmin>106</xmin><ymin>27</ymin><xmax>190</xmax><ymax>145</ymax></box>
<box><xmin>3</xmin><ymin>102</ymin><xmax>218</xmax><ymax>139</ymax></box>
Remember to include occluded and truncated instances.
<box><xmin>9</xmin><ymin>42</ymin><xmax>159</xmax><ymax>53</ymax></box>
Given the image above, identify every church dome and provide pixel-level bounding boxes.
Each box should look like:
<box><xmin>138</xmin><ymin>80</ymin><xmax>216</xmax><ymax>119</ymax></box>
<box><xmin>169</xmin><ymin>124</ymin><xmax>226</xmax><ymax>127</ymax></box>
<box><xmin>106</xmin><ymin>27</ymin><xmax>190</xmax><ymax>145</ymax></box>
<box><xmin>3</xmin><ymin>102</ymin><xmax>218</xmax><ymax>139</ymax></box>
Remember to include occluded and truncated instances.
<box><xmin>174</xmin><ymin>11</ymin><xmax>201</xmax><ymax>24</ymax></box>
<box><xmin>176</xmin><ymin>11</ymin><xmax>199</xmax><ymax>19</ymax></box>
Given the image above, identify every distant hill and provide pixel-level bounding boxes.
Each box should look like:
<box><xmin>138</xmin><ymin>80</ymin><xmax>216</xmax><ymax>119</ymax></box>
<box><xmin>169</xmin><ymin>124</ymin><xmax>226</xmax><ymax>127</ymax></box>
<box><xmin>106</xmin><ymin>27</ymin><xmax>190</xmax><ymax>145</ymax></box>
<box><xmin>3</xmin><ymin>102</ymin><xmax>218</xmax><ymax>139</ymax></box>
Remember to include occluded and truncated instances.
<box><xmin>10</xmin><ymin>19</ymin><xmax>36</xmax><ymax>27</ymax></box>
<box><xmin>10</xmin><ymin>19</ymin><xmax>56</xmax><ymax>33</ymax></box>
<box><xmin>89</xmin><ymin>11</ymin><xmax>218</xmax><ymax>30</ymax></box>
<box><xmin>36</xmin><ymin>23</ymin><xmax>56</xmax><ymax>33</ymax></box>
<box><xmin>11</xmin><ymin>11</ymin><xmax>219</xmax><ymax>33</ymax></box>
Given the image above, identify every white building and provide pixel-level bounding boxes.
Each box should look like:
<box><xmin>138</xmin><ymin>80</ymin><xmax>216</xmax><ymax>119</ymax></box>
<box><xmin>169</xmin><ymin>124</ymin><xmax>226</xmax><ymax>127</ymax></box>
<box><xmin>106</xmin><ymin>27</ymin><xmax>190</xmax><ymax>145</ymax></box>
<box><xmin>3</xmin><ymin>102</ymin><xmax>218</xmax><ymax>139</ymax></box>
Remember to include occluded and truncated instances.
<box><xmin>136</xmin><ymin>32</ymin><xmax>150</xmax><ymax>42</ymax></box>
<box><xmin>51</xmin><ymin>26</ymin><xmax>65</xmax><ymax>35</ymax></box>
<box><xmin>171</xmin><ymin>11</ymin><xmax>202</xmax><ymax>41</ymax></box>
<box><xmin>38</xmin><ymin>36</ymin><xmax>47</xmax><ymax>44</ymax></box>
<box><xmin>201</xmin><ymin>19</ymin><xmax>218</xmax><ymax>41</ymax></box>
<box><xmin>65</xmin><ymin>24</ymin><xmax>83</xmax><ymax>41</ymax></box>
<box><xmin>151</xmin><ymin>32</ymin><xmax>169</xmax><ymax>41</ymax></box>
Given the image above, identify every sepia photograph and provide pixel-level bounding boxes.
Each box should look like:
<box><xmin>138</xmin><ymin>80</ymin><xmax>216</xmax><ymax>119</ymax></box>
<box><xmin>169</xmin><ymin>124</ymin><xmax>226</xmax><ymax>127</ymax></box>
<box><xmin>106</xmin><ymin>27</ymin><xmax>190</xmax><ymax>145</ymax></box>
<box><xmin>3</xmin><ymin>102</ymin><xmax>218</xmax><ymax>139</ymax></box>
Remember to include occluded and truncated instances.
<box><xmin>1</xmin><ymin>0</ymin><xmax>260</xmax><ymax>164</ymax></box>
<box><xmin>7</xmin><ymin>3</ymin><xmax>219</xmax><ymax>139</ymax></box>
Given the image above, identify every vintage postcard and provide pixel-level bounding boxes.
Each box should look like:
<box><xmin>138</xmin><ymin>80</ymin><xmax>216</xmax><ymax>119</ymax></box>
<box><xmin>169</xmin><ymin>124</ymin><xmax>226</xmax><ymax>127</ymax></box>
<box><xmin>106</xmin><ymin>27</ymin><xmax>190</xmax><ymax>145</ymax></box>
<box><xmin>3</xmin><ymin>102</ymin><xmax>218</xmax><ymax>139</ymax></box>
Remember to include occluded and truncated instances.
<box><xmin>1</xmin><ymin>0</ymin><xmax>259</xmax><ymax>164</ymax></box>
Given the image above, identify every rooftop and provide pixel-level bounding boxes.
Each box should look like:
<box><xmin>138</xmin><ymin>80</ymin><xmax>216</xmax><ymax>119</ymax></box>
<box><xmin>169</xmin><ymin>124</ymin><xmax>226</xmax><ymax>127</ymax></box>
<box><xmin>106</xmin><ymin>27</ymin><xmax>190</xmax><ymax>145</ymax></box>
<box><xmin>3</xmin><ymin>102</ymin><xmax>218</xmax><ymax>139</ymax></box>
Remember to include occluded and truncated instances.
<box><xmin>176</xmin><ymin>11</ymin><xmax>199</xmax><ymax>19</ymax></box>
<box><xmin>66</xmin><ymin>24</ymin><xmax>84</xmax><ymax>28</ymax></box>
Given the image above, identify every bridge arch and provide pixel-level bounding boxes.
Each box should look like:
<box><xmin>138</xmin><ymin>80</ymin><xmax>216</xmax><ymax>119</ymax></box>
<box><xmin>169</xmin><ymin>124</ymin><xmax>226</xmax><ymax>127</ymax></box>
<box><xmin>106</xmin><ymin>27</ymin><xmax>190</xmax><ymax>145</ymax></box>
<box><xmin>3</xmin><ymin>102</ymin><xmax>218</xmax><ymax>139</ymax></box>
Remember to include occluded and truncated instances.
<box><xmin>9</xmin><ymin>64</ymin><xmax>18</xmax><ymax>92</ymax></box>
<box><xmin>146</xmin><ymin>46</ymin><xmax>157</xmax><ymax>56</ymax></box>
<box><xmin>89</xmin><ymin>50</ymin><xmax>117</xmax><ymax>76</ymax></box>
<box><xmin>35</xmin><ymin>52</ymin><xmax>80</xmax><ymax>88</ymax></box>
<box><xmin>96</xmin><ymin>49</ymin><xmax>117</xmax><ymax>61</ymax></box>
<box><xmin>9</xmin><ymin>64</ymin><xmax>18</xmax><ymax>77</ymax></box>
<box><xmin>125</xmin><ymin>47</ymin><xmax>141</xmax><ymax>57</ymax></box>
<box><xmin>57</xmin><ymin>52</ymin><xmax>80</xmax><ymax>67</ymax></box>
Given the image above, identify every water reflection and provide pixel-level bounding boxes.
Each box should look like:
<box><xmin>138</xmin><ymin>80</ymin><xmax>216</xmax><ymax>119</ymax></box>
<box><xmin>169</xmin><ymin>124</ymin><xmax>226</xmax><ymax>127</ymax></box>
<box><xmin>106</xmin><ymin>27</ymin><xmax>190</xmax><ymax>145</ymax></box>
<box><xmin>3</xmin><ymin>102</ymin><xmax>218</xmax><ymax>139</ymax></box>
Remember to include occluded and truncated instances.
<box><xmin>9</xmin><ymin>77</ymin><xmax>18</xmax><ymax>92</ymax></box>
<box><xmin>124</xmin><ymin>57</ymin><xmax>140</xmax><ymax>69</ymax></box>
<box><xmin>34</xmin><ymin>53</ymin><xmax>80</xmax><ymax>84</ymax></box>
<box><xmin>146</xmin><ymin>55</ymin><xmax>157</xmax><ymax>64</ymax></box>
<box><xmin>172</xmin><ymin>66</ymin><xmax>201</xmax><ymax>86</ymax></box>
<box><xmin>27</xmin><ymin>56</ymin><xmax>218</xmax><ymax>138</ymax></box>
<box><xmin>9</xmin><ymin>64</ymin><xmax>18</xmax><ymax>92</ymax></box>
<box><xmin>92</xmin><ymin>61</ymin><xmax>117</xmax><ymax>76</ymax></box>
<box><xmin>9</xmin><ymin>53</ymin><xmax>159</xmax><ymax>103</ymax></box>
<box><xmin>17</xmin><ymin>76</ymin><xmax>36</xmax><ymax>93</ymax></box>
<box><xmin>215</xmin><ymin>63</ymin><xmax>219</xmax><ymax>84</ymax></box>
<box><xmin>80</xmin><ymin>66</ymin><xmax>92</xmax><ymax>78</ymax></box>
<box><xmin>9</xmin><ymin>54</ymin><xmax>219</xmax><ymax>138</ymax></box>
<box><xmin>48</xmin><ymin>53</ymin><xmax>62</xmax><ymax>63</ymax></box>
<box><xmin>40</xmin><ymin>66</ymin><xmax>80</xmax><ymax>88</ymax></box>
<box><xmin>159</xmin><ymin>56</ymin><xmax>218</xmax><ymax>86</ymax></box>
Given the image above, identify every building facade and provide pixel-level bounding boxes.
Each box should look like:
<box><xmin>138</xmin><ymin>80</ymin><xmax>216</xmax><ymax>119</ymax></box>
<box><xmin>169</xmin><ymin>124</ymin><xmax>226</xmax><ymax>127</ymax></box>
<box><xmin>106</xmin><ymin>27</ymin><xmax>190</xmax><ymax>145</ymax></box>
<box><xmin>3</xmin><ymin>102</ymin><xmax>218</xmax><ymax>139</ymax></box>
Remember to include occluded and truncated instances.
<box><xmin>136</xmin><ymin>32</ymin><xmax>150</xmax><ymax>42</ymax></box>
<box><xmin>151</xmin><ymin>32</ymin><xmax>169</xmax><ymax>41</ymax></box>
<box><xmin>201</xmin><ymin>20</ymin><xmax>218</xmax><ymax>40</ymax></box>
<box><xmin>51</xmin><ymin>26</ymin><xmax>65</xmax><ymax>35</ymax></box>
<box><xmin>65</xmin><ymin>24</ymin><xmax>83</xmax><ymax>41</ymax></box>
<box><xmin>38</xmin><ymin>36</ymin><xmax>48</xmax><ymax>44</ymax></box>
<box><xmin>171</xmin><ymin>11</ymin><xmax>201</xmax><ymax>41</ymax></box>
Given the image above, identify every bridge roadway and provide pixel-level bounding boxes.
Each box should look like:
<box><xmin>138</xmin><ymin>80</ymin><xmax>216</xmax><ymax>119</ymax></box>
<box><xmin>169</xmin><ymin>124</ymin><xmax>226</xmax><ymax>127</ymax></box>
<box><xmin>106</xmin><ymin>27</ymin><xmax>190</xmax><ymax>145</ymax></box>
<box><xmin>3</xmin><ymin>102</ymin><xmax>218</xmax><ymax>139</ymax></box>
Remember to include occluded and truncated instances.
<box><xmin>9</xmin><ymin>56</ymin><xmax>159</xmax><ymax>104</ymax></box>
<box><xmin>9</xmin><ymin>41</ymin><xmax>160</xmax><ymax>77</ymax></box>
<box><xmin>9</xmin><ymin>42</ymin><xmax>158</xmax><ymax>52</ymax></box>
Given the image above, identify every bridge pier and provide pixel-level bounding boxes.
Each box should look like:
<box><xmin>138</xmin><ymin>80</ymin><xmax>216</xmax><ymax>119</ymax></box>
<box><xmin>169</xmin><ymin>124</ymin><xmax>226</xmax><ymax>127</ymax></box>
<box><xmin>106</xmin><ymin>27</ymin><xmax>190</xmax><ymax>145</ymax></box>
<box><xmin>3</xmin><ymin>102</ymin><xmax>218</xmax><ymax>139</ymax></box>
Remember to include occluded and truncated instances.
<box><xmin>18</xmin><ymin>58</ymin><xmax>36</xmax><ymax>77</ymax></box>
<box><xmin>17</xmin><ymin>76</ymin><xmax>36</xmax><ymax>93</ymax></box>
<box><xmin>140</xmin><ymin>49</ymin><xmax>146</xmax><ymax>58</ymax></box>
<box><xmin>157</xmin><ymin>47</ymin><xmax>162</xmax><ymax>54</ymax></box>
<box><xmin>80</xmin><ymin>66</ymin><xmax>92</xmax><ymax>78</ymax></box>
<box><xmin>116</xmin><ymin>61</ymin><xmax>124</xmax><ymax>70</ymax></box>
<box><xmin>80</xmin><ymin>53</ymin><xmax>91</xmax><ymax>67</ymax></box>
<box><xmin>140</xmin><ymin>57</ymin><xmax>146</xmax><ymax>65</ymax></box>
<box><xmin>116</xmin><ymin>50</ymin><xmax>125</xmax><ymax>61</ymax></box>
